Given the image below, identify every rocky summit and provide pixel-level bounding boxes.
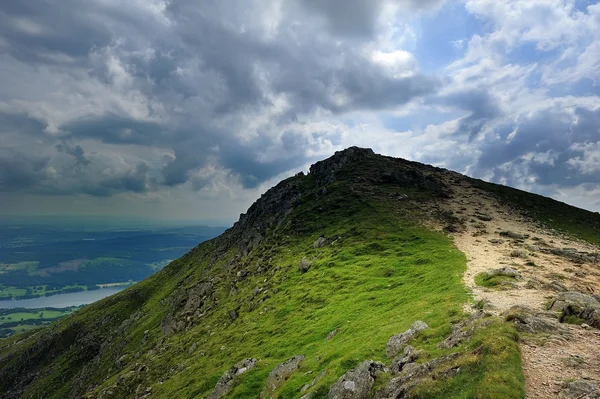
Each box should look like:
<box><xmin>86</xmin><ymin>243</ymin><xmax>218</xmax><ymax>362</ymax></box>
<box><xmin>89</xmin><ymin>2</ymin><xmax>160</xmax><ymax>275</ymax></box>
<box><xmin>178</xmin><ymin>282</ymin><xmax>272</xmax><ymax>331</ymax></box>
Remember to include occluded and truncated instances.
<box><xmin>1</xmin><ymin>147</ymin><xmax>600</xmax><ymax>399</ymax></box>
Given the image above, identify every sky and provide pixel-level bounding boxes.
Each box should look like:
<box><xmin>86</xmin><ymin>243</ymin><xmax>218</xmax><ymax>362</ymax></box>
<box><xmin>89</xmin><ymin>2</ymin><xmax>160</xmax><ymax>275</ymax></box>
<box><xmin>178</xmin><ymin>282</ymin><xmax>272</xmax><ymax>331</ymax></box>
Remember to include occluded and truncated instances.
<box><xmin>0</xmin><ymin>0</ymin><xmax>599</xmax><ymax>225</ymax></box>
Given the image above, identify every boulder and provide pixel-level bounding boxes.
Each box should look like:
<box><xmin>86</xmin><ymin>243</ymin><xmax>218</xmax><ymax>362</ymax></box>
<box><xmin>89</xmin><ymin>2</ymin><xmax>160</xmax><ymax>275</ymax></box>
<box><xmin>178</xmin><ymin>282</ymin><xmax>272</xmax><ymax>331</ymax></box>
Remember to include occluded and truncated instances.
<box><xmin>504</xmin><ymin>306</ymin><xmax>569</xmax><ymax>335</ymax></box>
<box><xmin>313</xmin><ymin>237</ymin><xmax>328</xmax><ymax>248</ymax></box>
<box><xmin>386</xmin><ymin>321</ymin><xmax>429</xmax><ymax>358</ymax></box>
<box><xmin>390</xmin><ymin>345</ymin><xmax>422</xmax><ymax>374</ymax></box>
<box><xmin>549</xmin><ymin>291</ymin><xmax>600</xmax><ymax>328</ymax></box>
<box><xmin>438</xmin><ymin>312</ymin><xmax>488</xmax><ymax>349</ymax></box>
<box><xmin>559</xmin><ymin>380</ymin><xmax>600</xmax><ymax>398</ymax></box>
<box><xmin>488</xmin><ymin>267</ymin><xmax>520</xmax><ymax>278</ymax></box>
<box><xmin>510</xmin><ymin>249</ymin><xmax>528</xmax><ymax>258</ymax></box>
<box><xmin>374</xmin><ymin>354</ymin><xmax>460</xmax><ymax>399</ymax></box>
<box><xmin>329</xmin><ymin>361</ymin><xmax>388</xmax><ymax>399</ymax></box>
<box><xmin>299</xmin><ymin>259</ymin><xmax>312</xmax><ymax>273</ymax></box>
<box><xmin>499</xmin><ymin>231</ymin><xmax>525</xmax><ymax>240</ymax></box>
<box><xmin>208</xmin><ymin>358</ymin><xmax>258</xmax><ymax>399</ymax></box>
<box><xmin>261</xmin><ymin>355</ymin><xmax>305</xmax><ymax>397</ymax></box>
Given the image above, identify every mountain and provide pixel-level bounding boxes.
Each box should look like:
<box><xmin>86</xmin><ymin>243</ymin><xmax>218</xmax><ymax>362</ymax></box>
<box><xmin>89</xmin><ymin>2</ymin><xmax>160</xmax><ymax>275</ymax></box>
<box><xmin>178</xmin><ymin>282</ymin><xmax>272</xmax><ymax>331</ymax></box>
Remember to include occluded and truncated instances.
<box><xmin>1</xmin><ymin>147</ymin><xmax>599</xmax><ymax>399</ymax></box>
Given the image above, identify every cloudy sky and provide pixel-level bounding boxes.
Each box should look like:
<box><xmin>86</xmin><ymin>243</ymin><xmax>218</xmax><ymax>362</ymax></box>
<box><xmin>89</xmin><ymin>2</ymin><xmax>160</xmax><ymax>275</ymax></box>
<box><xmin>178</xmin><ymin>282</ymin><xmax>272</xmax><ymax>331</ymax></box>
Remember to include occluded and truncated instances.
<box><xmin>1</xmin><ymin>0</ymin><xmax>599</xmax><ymax>224</ymax></box>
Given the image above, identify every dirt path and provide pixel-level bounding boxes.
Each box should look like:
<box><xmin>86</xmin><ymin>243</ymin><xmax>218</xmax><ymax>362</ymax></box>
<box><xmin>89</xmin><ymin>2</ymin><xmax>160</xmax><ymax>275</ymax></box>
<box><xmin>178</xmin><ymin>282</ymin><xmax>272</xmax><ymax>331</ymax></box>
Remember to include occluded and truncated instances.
<box><xmin>437</xmin><ymin>175</ymin><xmax>600</xmax><ymax>399</ymax></box>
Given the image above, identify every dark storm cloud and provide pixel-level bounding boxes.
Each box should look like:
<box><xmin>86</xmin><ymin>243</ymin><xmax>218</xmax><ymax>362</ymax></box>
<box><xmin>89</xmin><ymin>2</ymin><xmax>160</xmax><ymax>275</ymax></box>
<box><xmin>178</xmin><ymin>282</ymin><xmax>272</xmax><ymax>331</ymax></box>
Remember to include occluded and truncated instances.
<box><xmin>296</xmin><ymin>0</ymin><xmax>447</xmax><ymax>37</ymax></box>
<box><xmin>436</xmin><ymin>89</ymin><xmax>502</xmax><ymax>140</ymax></box>
<box><xmin>474</xmin><ymin>107</ymin><xmax>600</xmax><ymax>188</ymax></box>
<box><xmin>60</xmin><ymin>115</ymin><xmax>168</xmax><ymax>146</ymax></box>
<box><xmin>0</xmin><ymin>0</ymin><xmax>440</xmax><ymax>196</ymax></box>
<box><xmin>55</xmin><ymin>141</ymin><xmax>91</xmax><ymax>167</ymax></box>
<box><xmin>0</xmin><ymin>151</ymin><xmax>50</xmax><ymax>191</ymax></box>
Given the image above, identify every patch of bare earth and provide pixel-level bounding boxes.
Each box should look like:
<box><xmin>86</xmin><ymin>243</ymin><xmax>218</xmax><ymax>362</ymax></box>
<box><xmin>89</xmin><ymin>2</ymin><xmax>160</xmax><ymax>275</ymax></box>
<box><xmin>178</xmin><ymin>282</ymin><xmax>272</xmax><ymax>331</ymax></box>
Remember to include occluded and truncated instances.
<box><xmin>433</xmin><ymin>173</ymin><xmax>600</xmax><ymax>399</ymax></box>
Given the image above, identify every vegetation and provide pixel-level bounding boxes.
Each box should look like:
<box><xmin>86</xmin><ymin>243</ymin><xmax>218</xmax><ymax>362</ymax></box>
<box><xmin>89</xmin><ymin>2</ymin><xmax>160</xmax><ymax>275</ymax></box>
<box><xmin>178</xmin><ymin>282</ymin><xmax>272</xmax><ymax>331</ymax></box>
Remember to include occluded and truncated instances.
<box><xmin>474</xmin><ymin>272</ymin><xmax>517</xmax><ymax>289</ymax></box>
<box><xmin>0</xmin><ymin>226</ymin><xmax>224</xmax><ymax>298</ymax></box>
<box><xmin>471</xmin><ymin>178</ymin><xmax>600</xmax><ymax>246</ymax></box>
<box><xmin>0</xmin><ymin>307</ymin><xmax>80</xmax><ymax>338</ymax></box>
<box><xmin>0</xmin><ymin>150</ymin><xmax>525</xmax><ymax>398</ymax></box>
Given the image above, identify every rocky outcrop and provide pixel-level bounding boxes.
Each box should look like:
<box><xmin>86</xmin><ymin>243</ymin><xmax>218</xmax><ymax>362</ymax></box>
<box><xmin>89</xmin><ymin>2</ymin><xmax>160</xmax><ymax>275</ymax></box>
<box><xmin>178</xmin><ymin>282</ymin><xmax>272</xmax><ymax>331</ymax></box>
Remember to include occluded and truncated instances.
<box><xmin>261</xmin><ymin>355</ymin><xmax>305</xmax><ymax>397</ymax></box>
<box><xmin>438</xmin><ymin>312</ymin><xmax>490</xmax><ymax>349</ymax></box>
<box><xmin>390</xmin><ymin>345</ymin><xmax>422</xmax><ymax>374</ymax></box>
<box><xmin>549</xmin><ymin>291</ymin><xmax>600</xmax><ymax>328</ymax></box>
<box><xmin>488</xmin><ymin>267</ymin><xmax>521</xmax><ymax>278</ymax></box>
<box><xmin>504</xmin><ymin>306</ymin><xmax>569</xmax><ymax>334</ymax></box>
<box><xmin>374</xmin><ymin>354</ymin><xmax>461</xmax><ymax>399</ymax></box>
<box><xmin>299</xmin><ymin>259</ymin><xmax>312</xmax><ymax>273</ymax></box>
<box><xmin>207</xmin><ymin>358</ymin><xmax>258</xmax><ymax>399</ymax></box>
<box><xmin>329</xmin><ymin>361</ymin><xmax>388</xmax><ymax>399</ymax></box>
<box><xmin>161</xmin><ymin>282</ymin><xmax>214</xmax><ymax>336</ymax></box>
<box><xmin>558</xmin><ymin>380</ymin><xmax>600</xmax><ymax>398</ymax></box>
<box><xmin>386</xmin><ymin>321</ymin><xmax>429</xmax><ymax>358</ymax></box>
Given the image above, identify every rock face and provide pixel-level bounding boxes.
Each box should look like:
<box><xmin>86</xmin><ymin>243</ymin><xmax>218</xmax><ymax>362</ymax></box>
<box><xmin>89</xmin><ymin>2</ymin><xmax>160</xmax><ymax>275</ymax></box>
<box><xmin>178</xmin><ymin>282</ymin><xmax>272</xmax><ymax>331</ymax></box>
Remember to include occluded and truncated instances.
<box><xmin>261</xmin><ymin>355</ymin><xmax>305</xmax><ymax>397</ymax></box>
<box><xmin>386</xmin><ymin>321</ymin><xmax>429</xmax><ymax>358</ymax></box>
<box><xmin>390</xmin><ymin>345</ymin><xmax>422</xmax><ymax>374</ymax></box>
<box><xmin>559</xmin><ymin>380</ymin><xmax>600</xmax><ymax>398</ymax></box>
<box><xmin>438</xmin><ymin>312</ymin><xmax>489</xmax><ymax>349</ymax></box>
<box><xmin>549</xmin><ymin>291</ymin><xmax>600</xmax><ymax>328</ymax></box>
<box><xmin>504</xmin><ymin>306</ymin><xmax>569</xmax><ymax>335</ymax></box>
<box><xmin>207</xmin><ymin>358</ymin><xmax>258</xmax><ymax>399</ymax></box>
<box><xmin>374</xmin><ymin>354</ymin><xmax>461</xmax><ymax>399</ymax></box>
<box><xmin>329</xmin><ymin>361</ymin><xmax>388</xmax><ymax>399</ymax></box>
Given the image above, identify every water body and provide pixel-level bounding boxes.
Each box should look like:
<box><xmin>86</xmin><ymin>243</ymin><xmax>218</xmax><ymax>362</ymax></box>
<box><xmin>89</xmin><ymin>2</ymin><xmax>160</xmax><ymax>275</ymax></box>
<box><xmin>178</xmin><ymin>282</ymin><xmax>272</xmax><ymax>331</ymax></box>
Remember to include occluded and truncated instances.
<box><xmin>0</xmin><ymin>286</ymin><xmax>127</xmax><ymax>309</ymax></box>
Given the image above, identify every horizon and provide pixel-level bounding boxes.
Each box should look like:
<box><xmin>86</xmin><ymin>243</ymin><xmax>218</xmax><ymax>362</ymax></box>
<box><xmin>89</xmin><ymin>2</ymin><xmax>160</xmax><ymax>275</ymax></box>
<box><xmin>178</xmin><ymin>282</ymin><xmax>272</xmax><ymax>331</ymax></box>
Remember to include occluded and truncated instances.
<box><xmin>1</xmin><ymin>1</ymin><xmax>600</xmax><ymax>219</ymax></box>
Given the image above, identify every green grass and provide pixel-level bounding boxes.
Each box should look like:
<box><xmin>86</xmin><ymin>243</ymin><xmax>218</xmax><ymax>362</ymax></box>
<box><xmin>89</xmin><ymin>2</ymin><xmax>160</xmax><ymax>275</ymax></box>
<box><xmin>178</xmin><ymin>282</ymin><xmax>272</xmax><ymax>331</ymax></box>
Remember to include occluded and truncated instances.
<box><xmin>0</xmin><ymin>165</ymin><xmax>525</xmax><ymax>399</ymax></box>
<box><xmin>0</xmin><ymin>286</ymin><xmax>27</xmax><ymax>298</ymax></box>
<box><xmin>0</xmin><ymin>308</ymin><xmax>79</xmax><ymax>338</ymax></box>
<box><xmin>0</xmin><ymin>284</ymin><xmax>90</xmax><ymax>299</ymax></box>
<box><xmin>412</xmin><ymin>319</ymin><xmax>524</xmax><ymax>399</ymax></box>
<box><xmin>474</xmin><ymin>272</ymin><xmax>516</xmax><ymax>288</ymax></box>
<box><xmin>471</xmin><ymin>178</ymin><xmax>600</xmax><ymax>246</ymax></box>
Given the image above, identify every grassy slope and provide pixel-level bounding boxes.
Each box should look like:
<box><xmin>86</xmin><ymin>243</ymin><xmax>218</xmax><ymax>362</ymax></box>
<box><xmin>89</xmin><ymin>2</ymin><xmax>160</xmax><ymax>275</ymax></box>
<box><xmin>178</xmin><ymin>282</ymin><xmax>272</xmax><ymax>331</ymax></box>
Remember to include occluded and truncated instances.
<box><xmin>471</xmin><ymin>178</ymin><xmax>600</xmax><ymax>246</ymax></box>
<box><xmin>0</xmin><ymin>163</ymin><xmax>524</xmax><ymax>399</ymax></box>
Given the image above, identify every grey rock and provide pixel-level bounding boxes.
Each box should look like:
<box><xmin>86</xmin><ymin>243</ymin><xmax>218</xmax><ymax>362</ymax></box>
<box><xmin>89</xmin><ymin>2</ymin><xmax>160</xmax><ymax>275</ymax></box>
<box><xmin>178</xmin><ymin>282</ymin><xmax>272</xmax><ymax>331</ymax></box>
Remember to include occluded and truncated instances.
<box><xmin>208</xmin><ymin>358</ymin><xmax>258</xmax><ymax>399</ymax></box>
<box><xmin>488</xmin><ymin>239</ymin><xmax>504</xmax><ymax>245</ymax></box>
<box><xmin>391</xmin><ymin>345</ymin><xmax>422</xmax><ymax>374</ymax></box>
<box><xmin>374</xmin><ymin>354</ymin><xmax>460</xmax><ymax>399</ymax></box>
<box><xmin>488</xmin><ymin>267</ymin><xmax>520</xmax><ymax>278</ymax></box>
<box><xmin>510</xmin><ymin>249</ymin><xmax>528</xmax><ymax>258</ymax></box>
<box><xmin>329</xmin><ymin>361</ymin><xmax>388</xmax><ymax>399</ymax></box>
<box><xmin>546</xmin><ymin>280</ymin><xmax>569</xmax><ymax>292</ymax></box>
<box><xmin>386</xmin><ymin>321</ymin><xmax>429</xmax><ymax>358</ymax></box>
<box><xmin>261</xmin><ymin>355</ymin><xmax>305</xmax><ymax>397</ymax></box>
<box><xmin>559</xmin><ymin>380</ymin><xmax>600</xmax><ymax>398</ymax></box>
<box><xmin>327</xmin><ymin>329</ymin><xmax>339</xmax><ymax>341</ymax></box>
<box><xmin>504</xmin><ymin>306</ymin><xmax>569</xmax><ymax>335</ymax></box>
<box><xmin>313</xmin><ymin>237</ymin><xmax>328</xmax><ymax>248</ymax></box>
<box><xmin>301</xmin><ymin>370</ymin><xmax>327</xmax><ymax>393</ymax></box>
<box><xmin>229</xmin><ymin>309</ymin><xmax>239</xmax><ymax>322</ymax></box>
<box><xmin>550</xmin><ymin>291</ymin><xmax>600</xmax><ymax>329</ymax></box>
<box><xmin>299</xmin><ymin>259</ymin><xmax>313</xmax><ymax>273</ymax></box>
<box><xmin>438</xmin><ymin>312</ymin><xmax>489</xmax><ymax>349</ymax></box>
<box><xmin>500</xmin><ymin>231</ymin><xmax>525</xmax><ymax>240</ymax></box>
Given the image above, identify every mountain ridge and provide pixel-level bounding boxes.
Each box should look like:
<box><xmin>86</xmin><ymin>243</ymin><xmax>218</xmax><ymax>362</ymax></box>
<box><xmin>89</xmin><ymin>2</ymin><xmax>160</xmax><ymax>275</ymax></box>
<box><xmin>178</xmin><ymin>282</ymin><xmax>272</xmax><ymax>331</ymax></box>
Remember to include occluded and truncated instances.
<box><xmin>1</xmin><ymin>147</ymin><xmax>599</xmax><ymax>399</ymax></box>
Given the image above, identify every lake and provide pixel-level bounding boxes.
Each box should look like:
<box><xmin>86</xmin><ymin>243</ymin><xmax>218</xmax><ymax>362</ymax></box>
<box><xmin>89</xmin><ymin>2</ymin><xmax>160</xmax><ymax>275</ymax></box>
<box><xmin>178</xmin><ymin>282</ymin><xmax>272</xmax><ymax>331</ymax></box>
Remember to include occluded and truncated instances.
<box><xmin>0</xmin><ymin>286</ymin><xmax>127</xmax><ymax>309</ymax></box>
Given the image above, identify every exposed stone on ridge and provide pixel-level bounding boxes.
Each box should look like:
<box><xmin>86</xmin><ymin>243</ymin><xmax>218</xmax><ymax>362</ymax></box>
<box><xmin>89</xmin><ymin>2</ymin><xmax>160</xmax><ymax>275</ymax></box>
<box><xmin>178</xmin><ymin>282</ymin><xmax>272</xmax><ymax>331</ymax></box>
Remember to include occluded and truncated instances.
<box><xmin>329</xmin><ymin>361</ymin><xmax>388</xmax><ymax>399</ymax></box>
<box><xmin>207</xmin><ymin>358</ymin><xmax>258</xmax><ymax>399</ymax></box>
<box><xmin>261</xmin><ymin>355</ymin><xmax>305</xmax><ymax>397</ymax></box>
<box><xmin>386</xmin><ymin>321</ymin><xmax>429</xmax><ymax>358</ymax></box>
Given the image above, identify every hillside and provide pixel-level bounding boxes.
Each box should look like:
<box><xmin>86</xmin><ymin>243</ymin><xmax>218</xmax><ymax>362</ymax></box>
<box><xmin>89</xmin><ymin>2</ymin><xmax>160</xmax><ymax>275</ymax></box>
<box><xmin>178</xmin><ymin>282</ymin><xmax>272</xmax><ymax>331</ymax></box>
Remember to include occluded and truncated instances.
<box><xmin>1</xmin><ymin>147</ymin><xmax>599</xmax><ymax>399</ymax></box>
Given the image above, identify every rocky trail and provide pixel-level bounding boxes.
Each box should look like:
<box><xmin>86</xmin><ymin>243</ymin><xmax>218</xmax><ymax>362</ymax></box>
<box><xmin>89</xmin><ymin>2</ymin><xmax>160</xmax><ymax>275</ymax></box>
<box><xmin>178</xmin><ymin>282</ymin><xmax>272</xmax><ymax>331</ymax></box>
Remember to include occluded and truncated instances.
<box><xmin>439</xmin><ymin>175</ymin><xmax>600</xmax><ymax>399</ymax></box>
